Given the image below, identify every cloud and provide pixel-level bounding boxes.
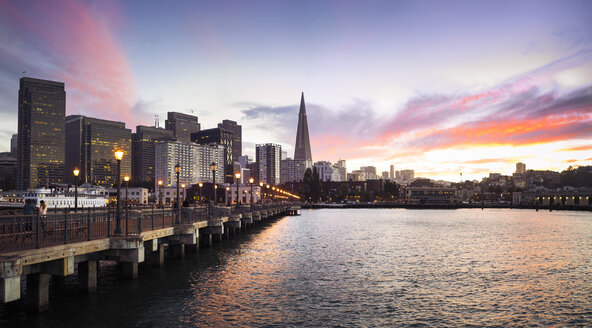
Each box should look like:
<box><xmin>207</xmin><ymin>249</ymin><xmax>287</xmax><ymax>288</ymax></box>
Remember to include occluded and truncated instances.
<box><xmin>0</xmin><ymin>0</ymin><xmax>137</xmax><ymax>124</ymax></box>
<box><xmin>560</xmin><ymin>145</ymin><xmax>592</xmax><ymax>152</ymax></box>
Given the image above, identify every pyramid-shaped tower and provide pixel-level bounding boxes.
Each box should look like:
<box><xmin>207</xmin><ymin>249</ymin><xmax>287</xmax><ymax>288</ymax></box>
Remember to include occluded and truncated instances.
<box><xmin>294</xmin><ymin>92</ymin><xmax>312</xmax><ymax>163</ymax></box>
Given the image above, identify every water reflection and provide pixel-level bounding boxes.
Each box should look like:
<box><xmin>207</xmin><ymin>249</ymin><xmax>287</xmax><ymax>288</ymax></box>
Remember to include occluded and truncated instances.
<box><xmin>1</xmin><ymin>209</ymin><xmax>590</xmax><ymax>327</ymax></box>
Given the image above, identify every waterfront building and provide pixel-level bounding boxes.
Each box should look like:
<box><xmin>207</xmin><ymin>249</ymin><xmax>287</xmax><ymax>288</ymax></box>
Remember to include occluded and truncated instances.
<box><xmin>405</xmin><ymin>186</ymin><xmax>457</xmax><ymax>205</ymax></box>
<box><xmin>218</xmin><ymin>120</ymin><xmax>242</xmax><ymax>161</ymax></box>
<box><xmin>192</xmin><ymin>127</ymin><xmax>234</xmax><ymax>183</ymax></box>
<box><xmin>165</xmin><ymin>112</ymin><xmax>200</xmax><ymax>143</ymax></box>
<box><xmin>515</xmin><ymin>162</ymin><xmax>526</xmax><ymax>174</ymax></box>
<box><xmin>154</xmin><ymin>141</ymin><xmax>224</xmax><ymax>188</ymax></box>
<box><xmin>65</xmin><ymin>115</ymin><xmax>131</xmax><ymax>186</ymax></box>
<box><xmin>17</xmin><ymin>77</ymin><xmax>65</xmax><ymax>190</ymax></box>
<box><xmin>535</xmin><ymin>189</ymin><xmax>592</xmax><ymax>207</ymax></box>
<box><xmin>225</xmin><ymin>185</ymin><xmax>261</xmax><ymax>205</ymax></box>
<box><xmin>314</xmin><ymin>161</ymin><xmax>335</xmax><ymax>182</ymax></box>
<box><xmin>256</xmin><ymin>143</ymin><xmax>281</xmax><ymax>185</ymax></box>
<box><xmin>132</xmin><ymin>125</ymin><xmax>175</xmax><ymax>186</ymax></box>
<box><xmin>108</xmin><ymin>187</ymin><xmax>149</xmax><ymax>205</ymax></box>
<box><xmin>294</xmin><ymin>92</ymin><xmax>313</xmax><ymax>165</ymax></box>
<box><xmin>281</xmin><ymin>158</ymin><xmax>307</xmax><ymax>184</ymax></box>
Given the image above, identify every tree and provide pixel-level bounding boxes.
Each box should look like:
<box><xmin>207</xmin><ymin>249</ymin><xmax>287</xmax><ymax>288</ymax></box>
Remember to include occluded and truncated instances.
<box><xmin>311</xmin><ymin>167</ymin><xmax>322</xmax><ymax>202</ymax></box>
<box><xmin>301</xmin><ymin>168</ymin><xmax>312</xmax><ymax>201</ymax></box>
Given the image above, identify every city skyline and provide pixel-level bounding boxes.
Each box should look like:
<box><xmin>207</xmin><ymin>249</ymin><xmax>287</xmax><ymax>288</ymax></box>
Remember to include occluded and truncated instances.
<box><xmin>1</xmin><ymin>0</ymin><xmax>591</xmax><ymax>181</ymax></box>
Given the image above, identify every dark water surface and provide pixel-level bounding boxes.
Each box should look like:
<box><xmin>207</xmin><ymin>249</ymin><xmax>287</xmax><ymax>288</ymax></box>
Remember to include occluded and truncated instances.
<box><xmin>1</xmin><ymin>208</ymin><xmax>591</xmax><ymax>327</ymax></box>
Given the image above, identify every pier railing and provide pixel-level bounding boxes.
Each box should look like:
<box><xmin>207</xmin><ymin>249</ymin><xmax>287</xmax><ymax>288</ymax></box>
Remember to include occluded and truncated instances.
<box><xmin>0</xmin><ymin>203</ymin><xmax>298</xmax><ymax>253</ymax></box>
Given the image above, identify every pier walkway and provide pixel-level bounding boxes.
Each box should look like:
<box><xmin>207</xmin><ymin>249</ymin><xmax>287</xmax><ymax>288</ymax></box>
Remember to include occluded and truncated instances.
<box><xmin>0</xmin><ymin>203</ymin><xmax>301</xmax><ymax>312</ymax></box>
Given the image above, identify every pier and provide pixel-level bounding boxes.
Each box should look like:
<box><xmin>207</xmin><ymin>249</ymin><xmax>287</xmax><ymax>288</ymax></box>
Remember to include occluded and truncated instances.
<box><xmin>0</xmin><ymin>203</ymin><xmax>301</xmax><ymax>312</ymax></box>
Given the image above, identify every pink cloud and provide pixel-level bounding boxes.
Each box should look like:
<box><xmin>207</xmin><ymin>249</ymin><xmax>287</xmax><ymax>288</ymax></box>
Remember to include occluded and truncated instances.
<box><xmin>1</xmin><ymin>0</ymin><xmax>137</xmax><ymax>124</ymax></box>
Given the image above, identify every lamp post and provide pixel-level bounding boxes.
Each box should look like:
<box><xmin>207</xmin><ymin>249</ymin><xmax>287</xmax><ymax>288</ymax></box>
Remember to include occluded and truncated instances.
<box><xmin>249</xmin><ymin>177</ymin><xmax>254</xmax><ymax>209</ymax></box>
<box><xmin>157</xmin><ymin>179</ymin><xmax>163</xmax><ymax>208</ymax></box>
<box><xmin>210</xmin><ymin>162</ymin><xmax>217</xmax><ymax>205</ymax></box>
<box><xmin>73</xmin><ymin>167</ymin><xmax>79</xmax><ymax>212</ymax></box>
<box><xmin>198</xmin><ymin>182</ymin><xmax>203</xmax><ymax>204</ymax></box>
<box><xmin>226</xmin><ymin>187</ymin><xmax>230</xmax><ymax>206</ymax></box>
<box><xmin>235</xmin><ymin>172</ymin><xmax>241</xmax><ymax>208</ymax></box>
<box><xmin>174</xmin><ymin>163</ymin><xmax>181</xmax><ymax>224</ymax></box>
<box><xmin>114</xmin><ymin>149</ymin><xmax>124</xmax><ymax>234</ymax></box>
<box><xmin>181</xmin><ymin>183</ymin><xmax>186</xmax><ymax>204</ymax></box>
<box><xmin>259</xmin><ymin>182</ymin><xmax>264</xmax><ymax>203</ymax></box>
<box><xmin>266</xmin><ymin>184</ymin><xmax>270</xmax><ymax>203</ymax></box>
<box><xmin>124</xmin><ymin>176</ymin><xmax>129</xmax><ymax>209</ymax></box>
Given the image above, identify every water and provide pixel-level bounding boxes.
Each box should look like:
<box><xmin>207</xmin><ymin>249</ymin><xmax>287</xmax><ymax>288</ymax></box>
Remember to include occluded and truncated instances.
<box><xmin>1</xmin><ymin>208</ymin><xmax>591</xmax><ymax>327</ymax></box>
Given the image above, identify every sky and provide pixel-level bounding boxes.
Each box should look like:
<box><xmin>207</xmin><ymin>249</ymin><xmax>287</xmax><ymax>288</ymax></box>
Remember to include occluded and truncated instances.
<box><xmin>0</xmin><ymin>0</ymin><xmax>591</xmax><ymax>181</ymax></box>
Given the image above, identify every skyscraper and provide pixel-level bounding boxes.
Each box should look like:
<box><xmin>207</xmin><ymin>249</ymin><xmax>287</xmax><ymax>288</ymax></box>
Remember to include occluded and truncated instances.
<box><xmin>132</xmin><ymin>125</ymin><xmax>175</xmax><ymax>186</ymax></box>
<box><xmin>256</xmin><ymin>143</ymin><xmax>281</xmax><ymax>185</ymax></box>
<box><xmin>192</xmin><ymin>128</ymin><xmax>234</xmax><ymax>183</ymax></box>
<box><xmin>218</xmin><ymin>119</ymin><xmax>242</xmax><ymax>162</ymax></box>
<box><xmin>294</xmin><ymin>92</ymin><xmax>312</xmax><ymax>166</ymax></box>
<box><xmin>390</xmin><ymin>165</ymin><xmax>395</xmax><ymax>179</ymax></box>
<box><xmin>17</xmin><ymin>77</ymin><xmax>65</xmax><ymax>190</ymax></box>
<box><xmin>65</xmin><ymin>115</ymin><xmax>131</xmax><ymax>186</ymax></box>
<box><xmin>165</xmin><ymin>112</ymin><xmax>200</xmax><ymax>143</ymax></box>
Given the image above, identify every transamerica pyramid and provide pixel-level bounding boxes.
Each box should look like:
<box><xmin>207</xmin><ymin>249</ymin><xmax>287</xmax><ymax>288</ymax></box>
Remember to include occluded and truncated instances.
<box><xmin>294</xmin><ymin>92</ymin><xmax>312</xmax><ymax>163</ymax></box>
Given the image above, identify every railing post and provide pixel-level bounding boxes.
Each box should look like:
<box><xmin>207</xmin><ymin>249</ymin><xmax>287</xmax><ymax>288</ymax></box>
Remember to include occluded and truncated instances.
<box><xmin>36</xmin><ymin>215</ymin><xmax>40</xmax><ymax>248</ymax></box>
<box><xmin>151</xmin><ymin>206</ymin><xmax>154</xmax><ymax>230</ymax></box>
<box><xmin>125</xmin><ymin>208</ymin><xmax>129</xmax><ymax>236</ymax></box>
<box><xmin>87</xmin><ymin>210</ymin><xmax>91</xmax><ymax>241</ymax></box>
<box><xmin>138</xmin><ymin>212</ymin><xmax>142</xmax><ymax>234</ymax></box>
<box><xmin>64</xmin><ymin>212</ymin><xmax>68</xmax><ymax>244</ymax></box>
<box><xmin>107</xmin><ymin>209</ymin><xmax>111</xmax><ymax>237</ymax></box>
<box><xmin>162</xmin><ymin>207</ymin><xmax>165</xmax><ymax>228</ymax></box>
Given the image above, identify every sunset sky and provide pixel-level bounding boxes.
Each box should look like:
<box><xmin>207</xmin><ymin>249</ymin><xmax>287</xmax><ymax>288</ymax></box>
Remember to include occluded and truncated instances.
<box><xmin>0</xmin><ymin>0</ymin><xmax>591</xmax><ymax>181</ymax></box>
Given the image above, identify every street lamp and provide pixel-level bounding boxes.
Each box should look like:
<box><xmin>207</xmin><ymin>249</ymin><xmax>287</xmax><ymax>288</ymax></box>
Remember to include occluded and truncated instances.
<box><xmin>124</xmin><ymin>176</ymin><xmax>130</xmax><ymax>209</ymax></box>
<box><xmin>235</xmin><ymin>172</ymin><xmax>241</xmax><ymax>208</ymax></box>
<box><xmin>157</xmin><ymin>179</ymin><xmax>163</xmax><ymax>208</ymax></box>
<box><xmin>198</xmin><ymin>182</ymin><xmax>203</xmax><ymax>204</ymax></box>
<box><xmin>114</xmin><ymin>149</ymin><xmax>124</xmax><ymax>234</ymax></box>
<box><xmin>249</xmin><ymin>177</ymin><xmax>254</xmax><ymax>209</ymax></box>
<box><xmin>73</xmin><ymin>167</ymin><xmax>79</xmax><ymax>212</ymax></box>
<box><xmin>181</xmin><ymin>183</ymin><xmax>186</xmax><ymax>204</ymax></box>
<box><xmin>174</xmin><ymin>163</ymin><xmax>181</xmax><ymax>224</ymax></box>
<box><xmin>259</xmin><ymin>182</ymin><xmax>264</xmax><ymax>203</ymax></box>
<box><xmin>226</xmin><ymin>187</ymin><xmax>230</xmax><ymax>206</ymax></box>
<box><xmin>210</xmin><ymin>162</ymin><xmax>217</xmax><ymax>205</ymax></box>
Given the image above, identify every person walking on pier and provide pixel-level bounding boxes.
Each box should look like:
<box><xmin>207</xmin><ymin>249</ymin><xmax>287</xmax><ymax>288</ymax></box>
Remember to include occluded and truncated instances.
<box><xmin>39</xmin><ymin>200</ymin><xmax>47</xmax><ymax>216</ymax></box>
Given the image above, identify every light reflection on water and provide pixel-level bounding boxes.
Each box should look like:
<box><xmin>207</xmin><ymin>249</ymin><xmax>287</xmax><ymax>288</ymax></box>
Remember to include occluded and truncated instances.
<box><xmin>1</xmin><ymin>208</ymin><xmax>591</xmax><ymax>327</ymax></box>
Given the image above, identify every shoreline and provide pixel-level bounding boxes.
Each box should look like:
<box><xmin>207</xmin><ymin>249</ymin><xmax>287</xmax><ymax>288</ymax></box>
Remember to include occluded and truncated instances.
<box><xmin>302</xmin><ymin>203</ymin><xmax>592</xmax><ymax>212</ymax></box>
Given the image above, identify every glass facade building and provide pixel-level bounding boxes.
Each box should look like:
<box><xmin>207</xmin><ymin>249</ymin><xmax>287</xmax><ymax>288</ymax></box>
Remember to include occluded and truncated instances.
<box><xmin>65</xmin><ymin>115</ymin><xmax>131</xmax><ymax>186</ymax></box>
<box><xmin>165</xmin><ymin>112</ymin><xmax>200</xmax><ymax>143</ymax></box>
<box><xmin>132</xmin><ymin>125</ymin><xmax>175</xmax><ymax>186</ymax></box>
<box><xmin>17</xmin><ymin>77</ymin><xmax>65</xmax><ymax>190</ymax></box>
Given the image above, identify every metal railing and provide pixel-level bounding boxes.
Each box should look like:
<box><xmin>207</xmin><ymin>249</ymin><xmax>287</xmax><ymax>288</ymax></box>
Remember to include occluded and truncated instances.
<box><xmin>0</xmin><ymin>203</ymin><xmax>297</xmax><ymax>253</ymax></box>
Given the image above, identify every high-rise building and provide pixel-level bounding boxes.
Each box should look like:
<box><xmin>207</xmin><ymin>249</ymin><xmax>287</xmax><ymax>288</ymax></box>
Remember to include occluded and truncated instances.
<box><xmin>17</xmin><ymin>77</ymin><xmax>65</xmax><ymax>190</ymax></box>
<box><xmin>10</xmin><ymin>134</ymin><xmax>17</xmax><ymax>157</ymax></box>
<box><xmin>361</xmin><ymin>166</ymin><xmax>377</xmax><ymax>180</ymax></box>
<box><xmin>280</xmin><ymin>158</ymin><xmax>307</xmax><ymax>184</ymax></box>
<box><xmin>65</xmin><ymin>115</ymin><xmax>132</xmax><ymax>186</ymax></box>
<box><xmin>334</xmin><ymin>159</ymin><xmax>347</xmax><ymax>182</ymax></box>
<box><xmin>314</xmin><ymin>161</ymin><xmax>335</xmax><ymax>182</ymax></box>
<box><xmin>515</xmin><ymin>162</ymin><xmax>526</xmax><ymax>174</ymax></box>
<box><xmin>256</xmin><ymin>143</ymin><xmax>281</xmax><ymax>185</ymax></box>
<box><xmin>218</xmin><ymin>120</ymin><xmax>241</xmax><ymax>162</ymax></box>
<box><xmin>154</xmin><ymin>141</ymin><xmax>224</xmax><ymax>188</ymax></box>
<box><xmin>192</xmin><ymin>128</ymin><xmax>234</xmax><ymax>183</ymax></box>
<box><xmin>131</xmin><ymin>125</ymin><xmax>175</xmax><ymax>186</ymax></box>
<box><xmin>294</xmin><ymin>92</ymin><xmax>312</xmax><ymax>166</ymax></box>
<box><xmin>165</xmin><ymin>112</ymin><xmax>200</xmax><ymax>143</ymax></box>
<box><xmin>390</xmin><ymin>165</ymin><xmax>395</xmax><ymax>179</ymax></box>
<box><xmin>382</xmin><ymin>171</ymin><xmax>390</xmax><ymax>179</ymax></box>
